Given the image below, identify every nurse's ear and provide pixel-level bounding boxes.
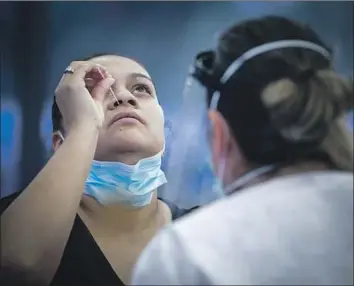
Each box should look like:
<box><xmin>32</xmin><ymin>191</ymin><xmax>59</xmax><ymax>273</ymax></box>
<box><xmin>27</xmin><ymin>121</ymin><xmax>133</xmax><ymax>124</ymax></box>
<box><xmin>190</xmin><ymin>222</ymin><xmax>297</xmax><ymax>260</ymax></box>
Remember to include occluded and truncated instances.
<box><xmin>208</xmin><ymin>110</ymin><xmax>230</xmax><ymax>175</ymax></box>
<box><xmin>208</xmin><ymin>110</ymin><xmax>249</xmax><ymax>186</ymax></box>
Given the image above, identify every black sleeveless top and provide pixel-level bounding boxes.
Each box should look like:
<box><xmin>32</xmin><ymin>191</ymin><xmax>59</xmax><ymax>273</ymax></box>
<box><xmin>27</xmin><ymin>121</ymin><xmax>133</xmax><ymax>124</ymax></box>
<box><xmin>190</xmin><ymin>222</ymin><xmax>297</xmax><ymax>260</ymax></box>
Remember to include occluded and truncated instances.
<box><xmin>0</xmin><ymin>192</ymin><xmax>197</xmax><ymax>286</ymax></box>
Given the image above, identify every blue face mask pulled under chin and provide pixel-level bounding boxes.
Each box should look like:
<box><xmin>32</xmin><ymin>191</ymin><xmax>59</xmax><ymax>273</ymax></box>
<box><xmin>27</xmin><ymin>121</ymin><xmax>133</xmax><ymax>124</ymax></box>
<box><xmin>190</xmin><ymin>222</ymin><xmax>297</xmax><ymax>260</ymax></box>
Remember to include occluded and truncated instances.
<box><xmin>84</xmin><ymin>150</ymin><xmax>167</xmax><ymax>207</ymax></box>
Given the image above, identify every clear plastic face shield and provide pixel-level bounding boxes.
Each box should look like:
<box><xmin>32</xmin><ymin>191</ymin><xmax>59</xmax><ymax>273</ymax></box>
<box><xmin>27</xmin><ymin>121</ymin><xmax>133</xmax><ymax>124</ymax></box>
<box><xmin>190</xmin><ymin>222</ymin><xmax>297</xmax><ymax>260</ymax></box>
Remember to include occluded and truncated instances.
<box><xmin>161</xmin><ymin>40</ymin><xmax>331</xmax><ymax>208</ymax></box>
<box><xmin>159</xmin><ymin>58</ymin><xmax>224</xmax><ymax>208</ymax></box>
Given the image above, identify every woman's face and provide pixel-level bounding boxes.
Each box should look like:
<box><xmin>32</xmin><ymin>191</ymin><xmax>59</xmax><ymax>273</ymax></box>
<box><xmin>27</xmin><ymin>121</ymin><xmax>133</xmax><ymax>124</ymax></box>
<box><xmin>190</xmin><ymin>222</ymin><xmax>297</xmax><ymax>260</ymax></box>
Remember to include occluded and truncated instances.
<box><xmin>88</xmin><ymin>55</ymin><xmax>165</xmax><ymax>164</ymax></box>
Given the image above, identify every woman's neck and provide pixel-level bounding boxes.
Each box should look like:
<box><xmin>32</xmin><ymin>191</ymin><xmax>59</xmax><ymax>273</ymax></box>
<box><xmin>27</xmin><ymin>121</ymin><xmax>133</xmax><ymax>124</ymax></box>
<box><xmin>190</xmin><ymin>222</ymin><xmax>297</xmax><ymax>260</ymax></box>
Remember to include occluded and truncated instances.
<box><xmin>79</xmin><ymin>192</ymin><xmax>168</xmax><ymax>235</ymax></box>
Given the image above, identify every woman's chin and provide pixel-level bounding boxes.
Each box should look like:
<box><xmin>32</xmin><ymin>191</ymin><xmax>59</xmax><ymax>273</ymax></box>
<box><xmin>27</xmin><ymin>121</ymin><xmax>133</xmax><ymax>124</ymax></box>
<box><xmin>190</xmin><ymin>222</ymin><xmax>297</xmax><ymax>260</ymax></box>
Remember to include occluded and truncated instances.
<box><xmin>96</xmin><ymin>128</ymin><xmax>163</xmax><ymax>162</ymax></box>
<box><xmin>112</xmin><ymin>130</ymin><xmax>148</xmax><ymax>146</ymax></box>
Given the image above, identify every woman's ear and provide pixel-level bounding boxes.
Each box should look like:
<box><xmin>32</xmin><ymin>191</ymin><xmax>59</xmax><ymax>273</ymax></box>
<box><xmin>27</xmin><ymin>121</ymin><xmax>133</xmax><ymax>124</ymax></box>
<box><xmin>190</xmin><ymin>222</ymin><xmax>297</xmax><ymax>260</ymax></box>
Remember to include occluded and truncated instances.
<box><xmin>208</xmin><ymin>110</ymin><xmax>230</xmax><ymax>174</ymax></box>
<box><xmin>52</xmin><ymin>131</ymin><xmax>64</xmax><ymax>152</ymax></box>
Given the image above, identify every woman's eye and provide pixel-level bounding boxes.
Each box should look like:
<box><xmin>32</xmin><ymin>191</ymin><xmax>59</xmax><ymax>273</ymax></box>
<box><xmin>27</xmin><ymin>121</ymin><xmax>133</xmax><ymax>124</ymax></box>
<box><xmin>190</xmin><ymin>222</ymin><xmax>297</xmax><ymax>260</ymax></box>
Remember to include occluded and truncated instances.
<box><xmin>132</xmin><ymin>84</ymin><xmax>152</xmax><ymax>95</ymax></box>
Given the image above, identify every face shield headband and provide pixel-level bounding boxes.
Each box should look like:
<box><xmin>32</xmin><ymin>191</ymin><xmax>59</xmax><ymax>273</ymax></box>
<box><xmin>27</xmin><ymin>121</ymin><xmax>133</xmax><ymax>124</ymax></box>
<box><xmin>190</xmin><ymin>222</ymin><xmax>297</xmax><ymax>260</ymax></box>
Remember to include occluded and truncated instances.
<box><xmin>193</xmin><ymin>40</ymin><xmax>331</xmax><ymax>110</ymax></box>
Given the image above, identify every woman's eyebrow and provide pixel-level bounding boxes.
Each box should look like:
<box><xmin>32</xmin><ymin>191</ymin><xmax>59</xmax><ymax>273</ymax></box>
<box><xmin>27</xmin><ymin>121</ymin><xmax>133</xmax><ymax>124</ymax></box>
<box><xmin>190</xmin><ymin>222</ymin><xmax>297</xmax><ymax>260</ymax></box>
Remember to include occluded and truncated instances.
<box><xmin>129</xmin><ymin>73</ymin><xmax>154</xmax><ymax>85</ymax></box>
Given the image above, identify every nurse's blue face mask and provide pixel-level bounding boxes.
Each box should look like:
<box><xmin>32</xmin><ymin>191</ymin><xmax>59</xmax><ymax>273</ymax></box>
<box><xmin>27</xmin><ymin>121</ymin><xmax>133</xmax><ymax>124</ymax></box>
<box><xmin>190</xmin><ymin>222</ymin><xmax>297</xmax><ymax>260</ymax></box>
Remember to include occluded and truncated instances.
<box><xmin>56</xmin><ymin>131</ymin><xmax>167</xmax><ymax>207</ymax></box>
<box><xmin>164</xmin><ymin>40</ymin><xmax>332</xmax><ymax>204</ymax></box>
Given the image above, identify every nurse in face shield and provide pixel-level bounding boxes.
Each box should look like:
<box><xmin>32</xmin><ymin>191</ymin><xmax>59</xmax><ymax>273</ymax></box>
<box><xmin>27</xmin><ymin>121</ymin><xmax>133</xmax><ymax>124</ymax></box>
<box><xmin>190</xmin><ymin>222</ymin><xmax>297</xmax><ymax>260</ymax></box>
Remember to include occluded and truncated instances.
<box><xmin>132</xmin><ymin>16</ymin><xmax>353</xmax><ymax>285</ymax></box>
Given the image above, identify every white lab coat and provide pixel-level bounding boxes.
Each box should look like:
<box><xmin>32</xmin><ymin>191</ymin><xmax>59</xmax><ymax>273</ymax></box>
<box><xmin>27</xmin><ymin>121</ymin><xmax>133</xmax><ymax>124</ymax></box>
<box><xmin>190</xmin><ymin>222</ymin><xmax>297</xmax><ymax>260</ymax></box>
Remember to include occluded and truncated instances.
<box><xmin>132</xmin><ymin>171</ymin><xmax>353</xmax><ymax>285</ymax></box>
